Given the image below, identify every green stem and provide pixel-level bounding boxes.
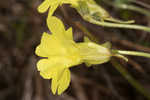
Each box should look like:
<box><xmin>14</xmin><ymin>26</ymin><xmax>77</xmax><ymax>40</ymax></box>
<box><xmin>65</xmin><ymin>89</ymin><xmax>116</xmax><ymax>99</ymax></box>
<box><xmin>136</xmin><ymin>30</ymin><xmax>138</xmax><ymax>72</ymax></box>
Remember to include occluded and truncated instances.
<box><xmin>111</xmin><ymin>59</ymin><xmax>150</xmax><ymax>100</ymax></box>
<box><xmin>115</xmin><ymin>50</ymin><xmax>150</xmax><ymax>58</ymax></box>
<box><xmin>125</xmin><ymin>0</ymin><xmax>150</xmax><ymax>9</ymax></box>
<box><xmin>103</xmin><ymin>0</ymin><xmax>150</xmax><ymax>16</ymax></box>
<box><xmin>116</xmin><ymin>4</ymin><xmax>150</xmax><ymax>17</ymax></box>
<box><xmin>86</xmin><ymin>17</ymin><xmax>150</xmax><ymax>32</ymax></box>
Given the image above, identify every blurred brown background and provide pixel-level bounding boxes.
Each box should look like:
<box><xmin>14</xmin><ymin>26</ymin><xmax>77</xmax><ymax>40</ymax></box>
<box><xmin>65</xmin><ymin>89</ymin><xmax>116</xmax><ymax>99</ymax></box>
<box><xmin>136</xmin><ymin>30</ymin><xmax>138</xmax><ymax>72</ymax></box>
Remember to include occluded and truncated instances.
<box><xmin>1</xmin><ymin>0</ymin><xmax>150</xmax><ymax>100</ymax></box>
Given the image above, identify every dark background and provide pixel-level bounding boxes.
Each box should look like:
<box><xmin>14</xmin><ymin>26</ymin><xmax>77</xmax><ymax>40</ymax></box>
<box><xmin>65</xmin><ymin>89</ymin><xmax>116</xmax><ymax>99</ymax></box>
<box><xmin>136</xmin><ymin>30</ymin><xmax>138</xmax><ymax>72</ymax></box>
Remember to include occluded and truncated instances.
<box><xmin>0</xmin><ymin>0</ymin><xmax>150</xmax><ymax>100</ymax></box>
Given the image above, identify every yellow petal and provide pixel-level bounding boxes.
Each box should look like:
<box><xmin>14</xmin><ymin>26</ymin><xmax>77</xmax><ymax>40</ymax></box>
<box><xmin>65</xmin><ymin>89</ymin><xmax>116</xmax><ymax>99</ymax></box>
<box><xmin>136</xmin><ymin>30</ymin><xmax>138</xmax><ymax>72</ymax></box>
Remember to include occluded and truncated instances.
<box><xmin>51</xmin><ymin>68</ymin><xmax>65</xmax><ymax>94</ymax></box>
<box><xmin>40</xmin><ymin>71</ymin><xmax>52</xmax><ymax>79</ymax></box>
<box><xmin>47</xmin><ymin>16</ymin><xmax>65</xmax><ymax>37</ymax></box>
<box><xmin>47</xmin><ymin>3</ymin><xmax>59</xmax><ymax>17</ymax></box>
<box><xmin>37</xmin><ymin>59</ymin><xmax>54</xmax><ymax>79</ymax></box>
<box><xmin>35</xmin><ymin>45</ymin><xmax>49</xmax><ymax>57</ymax></box>
<box><xmin>37</xmin><ymin>58</ymin><xmax>73</xmax><ymax>94</ymax></box>
<box><xmin>37</xmin><ymin>58</ymin><xmax>62</xmax><ymax>79</ymax></box>
<box><xmin>62</xmin><ymin>0</ymin><xmax>79</xmax><ymax>6</ymax></box>
<box><xmin>35</xmin><ymin>32</ymin><xmax>66</xmax><ymax>57</ymax></box>
<box><xmin>37</xmin><ymin>57</ymin><xmax>68</xmax><ymax>71</ymax></box>
<box><xmin>57</xmin><ymin>68</ymin><xmax>71</xmax><ymax>95</ymax></box>
<box><xmin>37</xmin><ymin>59</ymin><xmax>54</xmax><ymax>72</ymax></box>
<box><xmin>65</xmin><ymin>27</ymin><xmax>73</xmax><ymax>40</ymax></box>
<box><xmin>51</xmin><ymin>73</ymin><xmax>58</xmax><ymax>94</ymax></box>
<box><xmin>35</xmin><ymin>32</ymin><xmax>52</xmax><ymax>57</ymax></box>
<box><xmin>38</xmin><ymin>0</ymin><xmax>51</xmax><ymax>13</ymax></box>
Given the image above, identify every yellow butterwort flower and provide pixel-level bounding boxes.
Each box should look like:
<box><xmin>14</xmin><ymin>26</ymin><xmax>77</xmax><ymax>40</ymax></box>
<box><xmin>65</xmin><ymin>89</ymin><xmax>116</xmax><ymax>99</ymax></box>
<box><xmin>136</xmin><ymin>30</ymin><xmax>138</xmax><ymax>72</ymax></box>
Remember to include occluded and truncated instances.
<box><xmin>38</xmin><ymin>0</ymin><xmax>79</xmax><ymax>17</ymax></box>
<box><xmin>35</xmin><ymin>16</ymin><xmax>111</xmax><ymax>95</ymax></box>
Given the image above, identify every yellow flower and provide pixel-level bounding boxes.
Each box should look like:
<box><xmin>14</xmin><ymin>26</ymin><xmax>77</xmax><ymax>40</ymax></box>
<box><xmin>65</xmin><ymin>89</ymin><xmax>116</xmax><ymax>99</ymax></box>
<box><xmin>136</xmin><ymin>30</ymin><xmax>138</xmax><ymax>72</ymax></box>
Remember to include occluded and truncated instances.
<box><xmin>38</xmin><ymin>0</ymin><xmax>79</xmax><ymax>17</ymax></box>
<box><xmin>35</xmin><ymin>16</ymin><xmax>111</xmax><ymax>95</ymax></box>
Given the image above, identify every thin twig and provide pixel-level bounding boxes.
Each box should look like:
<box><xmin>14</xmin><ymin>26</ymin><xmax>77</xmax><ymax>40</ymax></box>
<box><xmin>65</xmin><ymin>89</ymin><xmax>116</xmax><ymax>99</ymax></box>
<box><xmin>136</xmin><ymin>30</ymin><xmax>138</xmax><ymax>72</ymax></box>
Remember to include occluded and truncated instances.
<box><xmin>111</xmin><ymin>37</ymin><xmax>150</xmax><ymax>52</ymax></box>
<box><xmin>111</xmin><ymin>58</ymin><xmax>150</xmax><ymax>100</ymax></box>
<box><xmin>127</xmin><ymin>57</ymin><xmax>145</xmax><ymax>73</ymax></box>
<box><xmin>101</xmin><ymin>67</ymin><xmax>126</xmax><ymax>100</ymax></box>
<box><xmin>71</xmin><ymin>73</ymin><xmax>111</xmax><ymax>95</ymax></box>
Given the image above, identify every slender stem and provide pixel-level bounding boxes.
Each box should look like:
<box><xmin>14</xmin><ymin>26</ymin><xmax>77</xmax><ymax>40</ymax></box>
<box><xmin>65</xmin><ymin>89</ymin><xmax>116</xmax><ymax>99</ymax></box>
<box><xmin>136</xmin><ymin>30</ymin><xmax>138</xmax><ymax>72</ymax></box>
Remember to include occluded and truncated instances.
<box><xmin>86</xmin><ymin>17</ymin><xmax>150</xmax><ymax>33</ymax></box>
<box><xmin>111</xmin><ymin>59</ymin><xmax>150</xmax><ymax>100</ymax></box>
<box><xmin>116</xmin><ymin>4</ymin><xmax>150</xmax><ymax>17</ymax></box>
<box><xmin>115</xmin><ymin>50</ymin><xmax>150</xmax><ymax>58</ymax></box>
<box><xmin>103</xmin><ymin>0</ymin><xmax>150</xmax><ymax>16</ymax></box>
<box><xmin>127</xmin><ymin>0</ymin><xmax>150</xmax><ymax>9</ymax></box>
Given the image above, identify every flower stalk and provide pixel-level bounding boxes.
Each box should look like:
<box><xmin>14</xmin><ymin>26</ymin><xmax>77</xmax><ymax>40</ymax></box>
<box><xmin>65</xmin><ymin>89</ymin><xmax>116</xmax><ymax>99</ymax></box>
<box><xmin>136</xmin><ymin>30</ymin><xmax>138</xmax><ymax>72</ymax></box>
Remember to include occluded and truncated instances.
<box><xmin>113</xmin><ymin>50</ymin><xmax>150</xmax><ymax>58</ymax></box>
